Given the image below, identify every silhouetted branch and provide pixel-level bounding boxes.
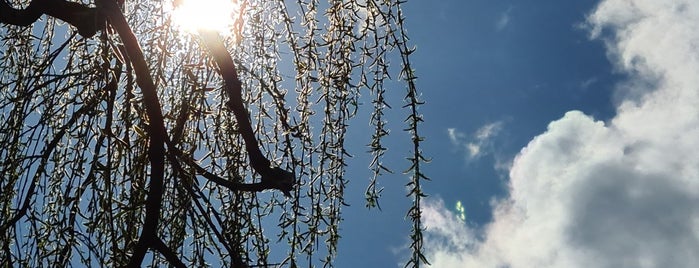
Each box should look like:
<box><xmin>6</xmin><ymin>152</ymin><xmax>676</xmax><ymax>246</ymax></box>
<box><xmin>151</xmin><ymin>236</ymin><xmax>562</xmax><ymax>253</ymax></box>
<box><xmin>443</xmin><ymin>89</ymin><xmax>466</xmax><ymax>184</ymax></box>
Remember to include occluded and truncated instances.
<box><xmin>197</xmin><ymin>31</ymin><xmax>294</xmax><ymax>197</ymax></box>
<box><xmin>152</xmin><ymin>238</ymin><xmax>186</xmax><ymax>268</ymax></box>
<box><xmin>166</xmin><ymin>149</ymin><xmax>248</xmax><ymax>268</ymax></box>
<box><xmin>98</xmin><ymin>1</ymin><xmax>168</xmax><ymax>267</ymax></box>
<box><xmin>0</xmin><ymin>0</ymin><xmax>104</xmax><ymax>37</ymax></box>
<box><xmin>169</xmin><ymin>146</ymin><xmax>293</xmax><ymax>195</ymax></box>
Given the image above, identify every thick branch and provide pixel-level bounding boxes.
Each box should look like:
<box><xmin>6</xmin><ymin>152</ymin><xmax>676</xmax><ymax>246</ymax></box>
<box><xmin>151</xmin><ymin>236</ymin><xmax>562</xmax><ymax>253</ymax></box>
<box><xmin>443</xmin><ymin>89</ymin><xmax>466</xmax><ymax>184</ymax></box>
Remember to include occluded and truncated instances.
<box><xmin>97</xmin><ymin>1</ymin><xmax>168</xmax><ymax>267</ymax></box>
<box><xmin>198</xmin><ymin>31</ymin><xmax>268</xmax><ymax>170</ymax></box>
<box><xmin>171</xmin><ymin>147</ymin><xmax>292</xmax><ymax>194</ymax></box>
<box><xmin>151</xmin><ymin>238</ymin><xmax>186</xmax><ymax>268</ymax></box>
<box><xmin>0</xmin><ymin>0</ymin><xmax>104</xmax><ymax>37</ymax></box>
<box><xmin>198</xmin><ymin>31</ymin><xmax>294</xmax><ymax>197</ymax></box>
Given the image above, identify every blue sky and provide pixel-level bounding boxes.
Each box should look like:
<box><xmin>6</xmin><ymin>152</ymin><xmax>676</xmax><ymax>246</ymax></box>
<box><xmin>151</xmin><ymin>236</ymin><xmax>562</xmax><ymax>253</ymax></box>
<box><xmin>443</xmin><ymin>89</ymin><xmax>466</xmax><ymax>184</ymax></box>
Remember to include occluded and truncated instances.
<box><xmin>333</xmin><ymin>0</ymin><xmax>699</xmax><ymax>267</ymax></box>
<box><xmin>3</xmin><ymin>0</ymin><xmax>697</xmax><ymax>267</ymax></box>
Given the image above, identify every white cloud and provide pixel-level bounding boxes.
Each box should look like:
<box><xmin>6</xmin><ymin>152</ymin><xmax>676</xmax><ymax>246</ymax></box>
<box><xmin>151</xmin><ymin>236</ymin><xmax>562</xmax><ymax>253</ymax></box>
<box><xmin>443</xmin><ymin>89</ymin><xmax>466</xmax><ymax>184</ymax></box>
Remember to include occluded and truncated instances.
<box><xmin>447</xmin><ymin>127</ymin><xmax>465</xmax><ymax>145</ymax></box>
<box><xmin>496</xmin><ymin>7</ymin><xmax>514</xmax><ymax>31</ymax></box>
<box><xmin>465</xmin><ymin>143</ymin><xmax>481</xmax><ymax>159</ymax></box>
<box><xmin>447</xmin><ymin>121</ymin><xmax>503</xmax><ymax>160</ymax></box>
<box><xmin>580</xmin><ymin>76</ymin><xmax>598</xmax><ymax>89</ymax></box>
<box><xmin>476</xmin><ymin>122</ymin><xmax>502</xmax><ymax>141</ymax></box>
<box><xmin>425</xmin><ymin>0</ymin><xmax>699</xmax><ymax>267</ymax></box>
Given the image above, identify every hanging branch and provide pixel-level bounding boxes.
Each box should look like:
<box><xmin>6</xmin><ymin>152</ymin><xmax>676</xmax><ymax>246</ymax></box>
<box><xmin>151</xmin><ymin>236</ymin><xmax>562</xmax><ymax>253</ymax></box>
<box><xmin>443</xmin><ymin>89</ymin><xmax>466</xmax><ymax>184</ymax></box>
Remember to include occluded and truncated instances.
<box><xmin>0</xmin><ymin>2</ymin><xmax>292</xmax><ymax>264</ymax></box>
<box><xmin>391</xmin><ymin>1</ymin><xmax>430</xmax><ymax>267</ymax></box>
<box><xmin>0</xmin><ymin>0</ymin><xmax>428</xmax><ymax>266</ymax></box>
<box><xmin>102</xmin><ymin>2</ymin><xmax>294</xmax><ymax>265</ymax></box>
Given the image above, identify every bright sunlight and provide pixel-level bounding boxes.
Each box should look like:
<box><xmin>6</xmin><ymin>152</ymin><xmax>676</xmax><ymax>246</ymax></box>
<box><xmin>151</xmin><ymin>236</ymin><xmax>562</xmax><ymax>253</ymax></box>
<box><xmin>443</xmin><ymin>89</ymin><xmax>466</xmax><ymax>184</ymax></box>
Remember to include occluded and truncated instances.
<box><xmin>171</xmin><ymin>0</ymin><xmax>241</xmax><ymax>34</ymax></box>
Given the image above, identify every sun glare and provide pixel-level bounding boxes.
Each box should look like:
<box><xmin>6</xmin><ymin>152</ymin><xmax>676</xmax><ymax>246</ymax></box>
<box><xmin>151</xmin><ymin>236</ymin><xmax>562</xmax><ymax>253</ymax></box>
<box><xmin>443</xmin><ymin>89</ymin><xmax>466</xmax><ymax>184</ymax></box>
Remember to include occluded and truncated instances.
<box><xmin>171</xmin><ymin>0</ymin><xmax>240</xmax><ymax>34</ymax></box>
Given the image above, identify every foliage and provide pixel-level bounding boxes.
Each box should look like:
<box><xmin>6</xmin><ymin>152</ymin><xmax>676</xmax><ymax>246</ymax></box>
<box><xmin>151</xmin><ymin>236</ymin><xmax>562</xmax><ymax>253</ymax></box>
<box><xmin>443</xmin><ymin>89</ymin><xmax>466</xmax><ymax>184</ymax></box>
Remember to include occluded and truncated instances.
<box><xmin>0</xmin><ymin>0</ymin><xmax>427</xmax><ymax>267</ymax></box>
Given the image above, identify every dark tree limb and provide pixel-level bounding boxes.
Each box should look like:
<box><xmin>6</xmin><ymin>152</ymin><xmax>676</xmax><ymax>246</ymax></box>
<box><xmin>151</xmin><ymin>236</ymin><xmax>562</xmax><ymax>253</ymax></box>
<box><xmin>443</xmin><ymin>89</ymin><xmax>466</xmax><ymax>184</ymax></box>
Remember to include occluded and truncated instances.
<box><xmin>197</xmin><ymin>31</ymin><xmax>294</xmax><ymax>197</ymax></box>
<box><xmin>151</xmin><ymin>238</ymin><xmax>186</xmax><ymax>268</ymax></box>
<box><xmin>169</xmin><ymin>146</ymin><xmax>293</xmax><ymax>195</ymax></box>
<box><xmin>101</xmin><ymin>3</ymin><xmax>257</xmax><ymax>266</ymax></box>
<box><xmin>0</xmin><ymin>0</ymin><xmax>104</xmax><ymax>37</ymax></box>
<box><xmin>97</xmin><ymin>1</ymin><xmax>167</xmax><ymax>267</ymax></box>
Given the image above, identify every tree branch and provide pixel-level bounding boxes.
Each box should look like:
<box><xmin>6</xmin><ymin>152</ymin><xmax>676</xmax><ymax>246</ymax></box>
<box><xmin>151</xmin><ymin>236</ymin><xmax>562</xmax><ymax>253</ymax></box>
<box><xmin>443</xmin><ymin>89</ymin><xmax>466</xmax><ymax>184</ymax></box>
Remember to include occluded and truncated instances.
<box><xmin>197</xmin><ymin>31</ymin><xmax>294</xmax><ymax>197</ymax></box>
<box><xmin>151</xmin><ymin>238</ymin><xmax>187</xmax><ymax>268</ymax></box>
<box><xmin>97</xmin><ymin>1</ymin><xmax>168</xmax><ymax>267</ymax></box>
<box><xmin>169</xmin><ymin>146</ymin><xmax>293</xmax><ymax>195</ymax></box>
<box><xmin>1</xmin><ymin>1</ymin><xmax>290</xmax><ymax>266</ymax></box>
<box><xmin>0</xmin><ymin>0</ymin><xmax>104</xmax><ymax>37</ymax></box>
<box><xmin>165</xmin><ymin>147</ymin><xmax>248</xmax><ymax>268</ymax></box>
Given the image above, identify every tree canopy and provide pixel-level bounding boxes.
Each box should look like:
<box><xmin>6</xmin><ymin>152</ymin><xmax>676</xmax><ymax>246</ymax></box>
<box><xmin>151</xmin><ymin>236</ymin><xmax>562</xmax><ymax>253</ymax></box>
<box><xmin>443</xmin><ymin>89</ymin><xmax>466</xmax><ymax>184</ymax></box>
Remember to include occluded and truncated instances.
<box><xmin>0</xmin><ymin>0</ymin><xmax>427</xmax><ymax>267</ymax></box>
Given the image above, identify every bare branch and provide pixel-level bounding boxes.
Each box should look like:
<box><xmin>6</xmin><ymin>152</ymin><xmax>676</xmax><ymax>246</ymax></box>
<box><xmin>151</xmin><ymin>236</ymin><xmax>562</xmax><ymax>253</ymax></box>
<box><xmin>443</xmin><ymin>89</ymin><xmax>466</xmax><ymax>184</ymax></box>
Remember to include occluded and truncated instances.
<box><xmin>0</xmin><ymin>0</ymin><xmax>104</xmax><ymax>37</ymax></box>
<box><xmin>98</xmin><ymin>1</ymin><xmax>168</xmax><ymax>266</ymax></box>
<box><xmin>197</xmin><ymin>31</ymin><xmax>294</xmax><ymax>197</ymax></box>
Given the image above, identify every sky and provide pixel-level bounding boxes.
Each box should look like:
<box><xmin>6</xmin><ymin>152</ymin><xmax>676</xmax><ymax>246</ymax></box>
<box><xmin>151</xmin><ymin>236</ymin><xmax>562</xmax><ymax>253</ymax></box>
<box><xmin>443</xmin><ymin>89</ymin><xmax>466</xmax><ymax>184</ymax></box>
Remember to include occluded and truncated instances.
<box><xmin>333</xmin><ymin>0</ymin><xmax>699</xmax><ymax>267</ymax></box>
<box><xmin>3</xmin><ymin>0</ymin><xmax>697</xmax><ymax>267</ymax></box>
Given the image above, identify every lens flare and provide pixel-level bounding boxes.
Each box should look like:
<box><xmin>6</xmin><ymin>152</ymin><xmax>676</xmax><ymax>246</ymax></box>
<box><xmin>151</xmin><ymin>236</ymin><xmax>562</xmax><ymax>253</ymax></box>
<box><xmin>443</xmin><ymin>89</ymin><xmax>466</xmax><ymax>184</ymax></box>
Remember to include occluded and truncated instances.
<box><xmin>455</xmin><ymin>201</ymin><xmax>466</xmax><ymax>221</ymax></box>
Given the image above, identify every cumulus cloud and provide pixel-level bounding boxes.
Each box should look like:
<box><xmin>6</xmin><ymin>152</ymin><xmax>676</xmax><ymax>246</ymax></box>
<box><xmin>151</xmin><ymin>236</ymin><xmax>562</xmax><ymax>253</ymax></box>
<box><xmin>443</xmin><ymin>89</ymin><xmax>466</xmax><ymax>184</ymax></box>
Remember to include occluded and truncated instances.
<box><xmin>425</xmin><ymin>0</ymin><xmax>699</xmax><ymax>267</ymax></box>
<box><xmin>447</xmin><ymin>121</ymin><xmax>503</xmax><ymax>160</ymax></box>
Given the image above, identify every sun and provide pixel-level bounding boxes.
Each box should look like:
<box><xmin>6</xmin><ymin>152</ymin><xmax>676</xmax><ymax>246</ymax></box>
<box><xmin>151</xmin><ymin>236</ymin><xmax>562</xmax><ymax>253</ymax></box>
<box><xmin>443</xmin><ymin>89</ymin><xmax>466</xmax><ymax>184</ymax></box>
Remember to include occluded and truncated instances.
<box><xmin>170</xmin><ymin>0</ymin><xmax>241</xmax><ymax>34</ymax></box>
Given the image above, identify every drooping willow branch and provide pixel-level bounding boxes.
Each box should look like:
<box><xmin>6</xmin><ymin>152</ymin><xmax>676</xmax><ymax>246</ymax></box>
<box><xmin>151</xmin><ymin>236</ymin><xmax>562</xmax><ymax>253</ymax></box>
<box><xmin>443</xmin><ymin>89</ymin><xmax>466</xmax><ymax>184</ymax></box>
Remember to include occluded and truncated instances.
<box><xmin>1</xmin><ymin>0</ymin><xmax>181</xmax><ymax>265</ymax></box>
<box><xmin>0</xmin><ymin>0</ymin><xmax>296</xmax><ymax>199</ymax></box>
<box><xmin>0</xmin><ymin>69</ymin><xmax>108</xmax><ymax>234</ymax></box>
<box><xmin>0</xmin><ymin>0</ymin><xmax>294</xmax><ymax>266</ymax></box>
<box><xmin>1</xmin><ymin>0</ymin><xmax>428</xmax><ymax>266</ymax></box>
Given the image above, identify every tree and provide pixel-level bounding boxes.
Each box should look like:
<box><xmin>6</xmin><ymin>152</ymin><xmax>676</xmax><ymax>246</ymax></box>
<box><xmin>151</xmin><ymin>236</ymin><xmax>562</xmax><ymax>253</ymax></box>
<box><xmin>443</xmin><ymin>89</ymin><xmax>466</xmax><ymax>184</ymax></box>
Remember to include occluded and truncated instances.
<box><xmin>0</xmin><ymin>0</ymin><xmax>427</xmax><ymax>267</ymax></box>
